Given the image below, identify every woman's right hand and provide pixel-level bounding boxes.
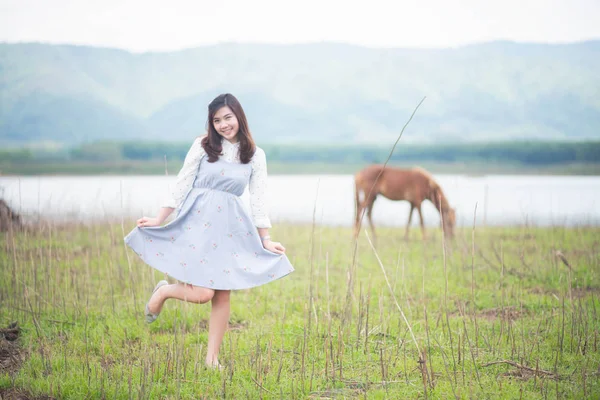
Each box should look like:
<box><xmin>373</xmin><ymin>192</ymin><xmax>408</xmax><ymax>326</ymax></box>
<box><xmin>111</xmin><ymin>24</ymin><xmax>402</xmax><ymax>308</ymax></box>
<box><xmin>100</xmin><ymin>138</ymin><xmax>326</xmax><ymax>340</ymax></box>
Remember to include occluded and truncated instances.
<box><xmin>137</xmin><ymin>216</ymin><xmax>162</xmax><ymax>228</ymax></box>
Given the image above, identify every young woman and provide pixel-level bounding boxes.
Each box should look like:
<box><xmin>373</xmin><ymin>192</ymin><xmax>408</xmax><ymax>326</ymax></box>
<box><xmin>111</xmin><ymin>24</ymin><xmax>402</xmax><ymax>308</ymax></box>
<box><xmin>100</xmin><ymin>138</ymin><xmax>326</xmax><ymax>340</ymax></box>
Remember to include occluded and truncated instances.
<box><xmin>124</xmin><ymin>93</ymin><xmax>294</xmax><ymax>369</ymax></box>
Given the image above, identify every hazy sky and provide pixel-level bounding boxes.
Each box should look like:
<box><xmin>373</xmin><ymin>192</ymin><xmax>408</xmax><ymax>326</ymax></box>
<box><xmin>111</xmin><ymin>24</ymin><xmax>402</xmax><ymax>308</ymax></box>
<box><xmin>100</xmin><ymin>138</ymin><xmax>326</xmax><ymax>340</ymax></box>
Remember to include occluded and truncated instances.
<box><xmin>1</xmin><ymin>0</ymin><xmax>598</xmax><ymax>52</ymax></box>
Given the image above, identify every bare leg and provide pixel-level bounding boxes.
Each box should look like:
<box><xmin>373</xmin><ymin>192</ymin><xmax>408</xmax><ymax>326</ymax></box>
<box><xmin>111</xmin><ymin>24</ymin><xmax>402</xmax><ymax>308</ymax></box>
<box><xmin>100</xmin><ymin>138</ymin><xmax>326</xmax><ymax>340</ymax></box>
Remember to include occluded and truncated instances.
<box><xmin>147</xmin><ymin>283</ymin><xmax>215</xmax><ymax>314</ymax></box>
<box><xmin>417</xmin><ymin>205</ymin><xmax>426</xmax><ymax>240</ymax></box>
<box><xmin>206</xmin><ymin>290</ymin><xmax>231</xmax><ymax>367</ymax></box>
<box><xmin>405</xmin><ymin>205</ymin><xmax>414</xmax><ymax>239</ymax></box>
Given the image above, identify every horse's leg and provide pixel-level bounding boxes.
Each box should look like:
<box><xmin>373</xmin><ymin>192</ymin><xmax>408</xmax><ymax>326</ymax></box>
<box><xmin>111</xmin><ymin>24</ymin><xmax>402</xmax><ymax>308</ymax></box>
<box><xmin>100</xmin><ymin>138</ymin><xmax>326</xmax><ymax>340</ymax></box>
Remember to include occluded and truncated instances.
<box><xmin>417</xmin><ymin>204</ymin><xmax>426</xmax><ymax>240</ymax></box>
<box><xmin>353</xmin><ymin>184</ymin><xmax>360</xmax><ymax>237</ymax></box>
<box><xmin>354</xmin><ymin>199</ymin><xmax>364</xmax><ymax>238</ymax></box>
<box><xmin>405</xmin><ymin>204</ymin><xmax>414</xmax><ymax>239</ymax></box>
<box><xmin>367</xmin><ymin>196</ymin><xmax>377</xmax><ymax>242</ymax></box>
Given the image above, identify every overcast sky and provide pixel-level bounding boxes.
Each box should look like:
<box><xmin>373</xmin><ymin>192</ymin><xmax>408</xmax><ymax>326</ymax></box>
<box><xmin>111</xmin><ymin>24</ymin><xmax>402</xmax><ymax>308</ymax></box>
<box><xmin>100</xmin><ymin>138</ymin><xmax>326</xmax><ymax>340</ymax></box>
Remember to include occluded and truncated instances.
<box><xmin>1</xmin><ymin>0</ymin><xmax>598</xmax><ymax>52</ymax></box>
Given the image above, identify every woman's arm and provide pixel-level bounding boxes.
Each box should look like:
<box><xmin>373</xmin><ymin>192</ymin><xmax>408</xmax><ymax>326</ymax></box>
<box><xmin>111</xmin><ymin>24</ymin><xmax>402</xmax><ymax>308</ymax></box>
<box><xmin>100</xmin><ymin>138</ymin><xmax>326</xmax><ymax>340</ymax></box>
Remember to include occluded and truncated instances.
<box><xmin>248</xmin><ymin>148</ymin><xmax>272</xmax><ymax>228</ymax></box>
<box><xmin>162</xmin><ymin>136</ymin><xmax>206</xmax><ymax>209</ymax></box>
<box><xmin>250</xmin><ymin>147</ymin><xmax>285</xmax><ymax>254</ymax></box>
<box><xmin>136</xmin><ymin>207</ymin><xmax>175</xmax><ymax>228</ymax></box>
<box><xmin>257</xmin><ymin>227</ymin><xmax>285</xmax><ymax>254</ymax></box>
<box><xmin>137</xmin><ymin>136</ymin><xmax>204</xmax><ymax>228</ymax></box>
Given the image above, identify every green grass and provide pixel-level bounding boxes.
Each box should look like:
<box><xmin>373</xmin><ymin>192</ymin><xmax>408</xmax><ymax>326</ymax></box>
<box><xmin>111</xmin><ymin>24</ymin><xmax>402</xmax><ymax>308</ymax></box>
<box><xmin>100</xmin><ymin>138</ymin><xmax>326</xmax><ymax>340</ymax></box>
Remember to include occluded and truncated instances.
<box><xmin>1</xmin><ymin>222</ymin><xmax>599</xmax><ymax>399</ymax></box>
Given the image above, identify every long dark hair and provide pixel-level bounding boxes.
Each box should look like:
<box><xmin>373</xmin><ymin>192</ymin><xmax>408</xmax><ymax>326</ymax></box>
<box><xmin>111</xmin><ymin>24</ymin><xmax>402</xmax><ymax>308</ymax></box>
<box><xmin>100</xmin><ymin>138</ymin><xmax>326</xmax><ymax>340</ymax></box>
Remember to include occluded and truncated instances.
<box><xmin>201</xmin><ymin>93</ymin><xmax>256</xmax><ymax>164</ymax></box>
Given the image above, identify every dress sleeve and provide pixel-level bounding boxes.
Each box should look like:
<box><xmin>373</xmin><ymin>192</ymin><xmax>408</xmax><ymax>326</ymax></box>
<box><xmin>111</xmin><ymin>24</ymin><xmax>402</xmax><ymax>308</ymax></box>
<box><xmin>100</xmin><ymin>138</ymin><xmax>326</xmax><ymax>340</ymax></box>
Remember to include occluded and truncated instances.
<box><xmin>161</xmin><ymin>137</ymin><xmax>205</xmax><ymax>209</ymax></box>
<box><xmin>249</xmin><ymin>147</ymin><xmax>272</xmax><ymax>228</ymax></box>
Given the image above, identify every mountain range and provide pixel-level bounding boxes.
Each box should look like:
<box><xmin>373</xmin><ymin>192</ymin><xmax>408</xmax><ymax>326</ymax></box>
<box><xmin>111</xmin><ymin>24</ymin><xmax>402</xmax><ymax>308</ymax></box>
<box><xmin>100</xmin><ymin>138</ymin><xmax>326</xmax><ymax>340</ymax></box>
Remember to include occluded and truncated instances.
<box><xmin>1</xmin><ymin>41</ymin><xmax>599</xmax><ymax>145</ymax></box>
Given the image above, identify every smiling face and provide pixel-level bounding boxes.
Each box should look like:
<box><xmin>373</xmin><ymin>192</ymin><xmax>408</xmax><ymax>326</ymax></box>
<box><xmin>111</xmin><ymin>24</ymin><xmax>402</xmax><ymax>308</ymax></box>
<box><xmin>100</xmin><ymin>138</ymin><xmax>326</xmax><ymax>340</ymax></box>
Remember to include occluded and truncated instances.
<box><xmin>204</xmin><ymin>93</ymin><xmax>256</xmax><ymax>164</ymax></box>
<box><xmin>212</xmin><ymin>106</ymin><xmax>240</xmax><ymax>143</ymax></box>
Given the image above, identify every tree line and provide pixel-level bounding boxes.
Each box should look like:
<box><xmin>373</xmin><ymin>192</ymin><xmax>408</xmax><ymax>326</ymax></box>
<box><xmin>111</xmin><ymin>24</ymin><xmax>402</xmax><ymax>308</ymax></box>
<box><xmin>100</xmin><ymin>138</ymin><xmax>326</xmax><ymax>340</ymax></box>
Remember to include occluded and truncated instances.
<box><xmin>1</xmin><ymin>140</ymin><xmax>599</xmax><ymax>166</ymax></box>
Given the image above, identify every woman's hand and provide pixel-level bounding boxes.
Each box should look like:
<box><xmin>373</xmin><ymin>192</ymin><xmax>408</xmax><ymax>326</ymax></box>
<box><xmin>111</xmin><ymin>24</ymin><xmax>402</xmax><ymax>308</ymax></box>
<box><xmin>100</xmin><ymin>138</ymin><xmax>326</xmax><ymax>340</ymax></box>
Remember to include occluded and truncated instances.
<box><xmin>263</xmin><ymin>240</ymin><xmax>286</xmax><ymax>255</ymax></box>
<box><xmin>137</xmin><ymin>216</ymin><xmax>162</xmax><ymax>228</ymax></box>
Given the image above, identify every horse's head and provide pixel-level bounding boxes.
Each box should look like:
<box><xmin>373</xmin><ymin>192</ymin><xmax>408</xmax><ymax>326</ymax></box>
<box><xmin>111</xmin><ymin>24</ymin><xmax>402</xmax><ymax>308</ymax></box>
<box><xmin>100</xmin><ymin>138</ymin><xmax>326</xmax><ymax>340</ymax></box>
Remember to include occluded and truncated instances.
<box><xmin>443</xmin><ymin>207</ymin><xmax>456</xmax><ymax>238</ymax></box>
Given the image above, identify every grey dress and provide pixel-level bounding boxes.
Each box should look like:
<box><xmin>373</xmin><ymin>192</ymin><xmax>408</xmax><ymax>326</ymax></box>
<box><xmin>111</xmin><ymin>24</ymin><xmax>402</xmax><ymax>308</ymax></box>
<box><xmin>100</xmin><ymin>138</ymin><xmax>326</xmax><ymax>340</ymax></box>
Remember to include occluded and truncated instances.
<box><xmin>124</xmin><ymin>156</ymin><xmax>294</xmax><ymax>290</ymax></box>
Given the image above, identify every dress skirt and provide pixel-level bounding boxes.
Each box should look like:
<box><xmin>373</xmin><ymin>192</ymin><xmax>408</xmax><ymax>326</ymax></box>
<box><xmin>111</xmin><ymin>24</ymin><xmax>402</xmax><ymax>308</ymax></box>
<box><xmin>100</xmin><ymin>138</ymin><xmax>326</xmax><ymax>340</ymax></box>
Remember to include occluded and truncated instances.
<box><xmin>124</xmin><ymin>157</ymin><xmax>294</xmax><ymax>290</ymax></box>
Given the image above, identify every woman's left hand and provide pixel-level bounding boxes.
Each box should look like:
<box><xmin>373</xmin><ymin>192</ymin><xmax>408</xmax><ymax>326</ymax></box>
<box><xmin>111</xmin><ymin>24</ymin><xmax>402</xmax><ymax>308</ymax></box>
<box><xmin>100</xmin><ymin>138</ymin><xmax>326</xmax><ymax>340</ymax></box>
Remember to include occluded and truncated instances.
<box><xmin>263</xmin><ymin>240</ymin><xmax>286</xmax><ymax>255</ymax></box>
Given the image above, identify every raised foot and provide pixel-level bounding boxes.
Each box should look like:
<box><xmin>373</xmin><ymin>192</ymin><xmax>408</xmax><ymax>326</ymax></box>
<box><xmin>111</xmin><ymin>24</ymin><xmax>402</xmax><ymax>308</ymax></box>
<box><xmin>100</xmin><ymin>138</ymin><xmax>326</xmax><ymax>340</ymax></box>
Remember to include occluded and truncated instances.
<box><xmin>145</xmin><ymin>280</ymin><xmax>169</xmax><ymax>323</ymax></box>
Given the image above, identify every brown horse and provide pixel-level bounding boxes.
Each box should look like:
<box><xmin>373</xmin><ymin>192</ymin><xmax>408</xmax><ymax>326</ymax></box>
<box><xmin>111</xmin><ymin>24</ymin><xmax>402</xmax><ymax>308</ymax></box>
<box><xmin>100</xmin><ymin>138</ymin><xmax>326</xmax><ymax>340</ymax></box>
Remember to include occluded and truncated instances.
<box><xmin>354</xmin><ymin>165</ymin><xmax>456</xmax><ymax>240</ymax></box>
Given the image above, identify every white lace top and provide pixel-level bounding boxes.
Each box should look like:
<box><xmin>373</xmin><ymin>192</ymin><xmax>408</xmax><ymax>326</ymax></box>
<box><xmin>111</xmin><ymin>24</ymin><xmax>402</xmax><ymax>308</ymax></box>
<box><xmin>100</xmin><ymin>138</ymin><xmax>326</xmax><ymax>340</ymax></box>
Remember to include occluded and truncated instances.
<box><xmin>162</xmin><ymin>136</ymin><xmax>272</xmax><ymax>228</ymax></box>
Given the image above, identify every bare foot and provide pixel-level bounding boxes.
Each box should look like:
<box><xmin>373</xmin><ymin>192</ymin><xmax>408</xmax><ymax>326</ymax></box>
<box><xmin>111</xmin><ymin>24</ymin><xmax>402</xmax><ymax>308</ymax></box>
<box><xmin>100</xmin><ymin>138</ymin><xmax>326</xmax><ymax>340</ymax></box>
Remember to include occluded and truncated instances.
<box><xmin>205</xmin><ymin>359</ymin><xmax>224</xmax><ymax>371</ymax></box>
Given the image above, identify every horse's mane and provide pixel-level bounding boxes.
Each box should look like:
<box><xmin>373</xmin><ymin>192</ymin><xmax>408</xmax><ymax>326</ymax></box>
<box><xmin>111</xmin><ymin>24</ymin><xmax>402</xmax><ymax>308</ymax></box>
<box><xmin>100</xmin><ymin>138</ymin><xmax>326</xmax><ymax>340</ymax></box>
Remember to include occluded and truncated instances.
<box><xmin>412</xmin><ymin>167</ymin><xmax>435</xmax><ymax>185</ymax></box>
<box><xmin>412</xmin><ymin>167</ymin><xmax>450</xmax><ymax>211</ymax></box>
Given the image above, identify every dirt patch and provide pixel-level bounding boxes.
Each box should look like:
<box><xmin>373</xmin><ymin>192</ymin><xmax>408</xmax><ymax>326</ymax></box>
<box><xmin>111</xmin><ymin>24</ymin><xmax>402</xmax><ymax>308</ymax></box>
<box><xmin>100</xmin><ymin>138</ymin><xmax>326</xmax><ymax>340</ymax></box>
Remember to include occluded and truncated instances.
<box><xmin>0</xmin><ymin>322</ymin><xmax>56</xmax><ymax>400</ymax></box>
<box><xmin>529</xmin><ymin>286</ymin><xmax>600</xmax><ymax>299</ymax></box>
<box><xmin>0</xmin><ymin>199</ymin><xmax>22</xmax><ymax>232</ymax></box>
<box><xmin>0</xmin><ymin>322</ymin><xmax>24</xmax><ymax>375</ymax></box>
<box><xmin>500</xmin><ymin>369</ymin><xmax>540</xmax><ymax>380</ymax></box>
<box><xmin>482</xmin><ymin>360</ymin><xmax>560</xmax><ymax>381</ymax></box>
<box><xmin>197</xmin><ymin>319</ymin><xmax>248</xmax><ymax>331</ymax></box>
<box><xmin>451</xmin><ymin>306</ymin><xmax>528</xmax><ymax>322</ymax></box>
<box><xmin>308</xmin><ymin>389</ymin><xmax>365</xmax><ymax>399</ymax></box>
<box><xmin>228</xmin><ymin>320</ymin><xmax>248</xmax><ymax>331</ymax></box>
<box><xmin>0</xmin><ymin>388</ymin><xmax>55</xmax><ymax>400</ymax></box>
<box><xmin>478</xmin><ymin>306</ymin><xmax>528</xmax><ymax>322</ymax></box>
<box><xmin>571</xmin><ymin>287</ymin><xmax>600</xmax><ymax>298</ymax></box>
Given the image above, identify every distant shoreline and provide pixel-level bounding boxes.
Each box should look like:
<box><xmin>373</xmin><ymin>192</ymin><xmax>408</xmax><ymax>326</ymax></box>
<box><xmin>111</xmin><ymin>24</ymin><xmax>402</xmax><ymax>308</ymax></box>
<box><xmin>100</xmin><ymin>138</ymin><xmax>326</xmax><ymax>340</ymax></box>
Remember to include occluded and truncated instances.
<box><xmin>1</xmin><ymin>161</ymin><xmax>599</xmax><ymax>176</ymax></box>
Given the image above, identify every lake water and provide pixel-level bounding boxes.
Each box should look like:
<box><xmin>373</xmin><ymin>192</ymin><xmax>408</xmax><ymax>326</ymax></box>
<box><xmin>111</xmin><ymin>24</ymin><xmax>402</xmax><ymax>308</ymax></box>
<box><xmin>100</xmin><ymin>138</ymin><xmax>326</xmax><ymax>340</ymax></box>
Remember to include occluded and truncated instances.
<box><xmin>1</xmin><ymin>174</ymin><xmax>599</xmax><ymax>227</ymax></box>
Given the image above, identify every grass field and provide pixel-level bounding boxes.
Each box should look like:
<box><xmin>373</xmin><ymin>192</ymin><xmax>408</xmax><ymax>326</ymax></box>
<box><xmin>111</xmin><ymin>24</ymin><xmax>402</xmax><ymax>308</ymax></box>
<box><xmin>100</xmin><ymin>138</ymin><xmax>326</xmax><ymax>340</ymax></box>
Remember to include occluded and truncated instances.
<box><xmin>1</xmin><ymin>221</ymin><xmax>599</xmax><ymax>399</ymax></box>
